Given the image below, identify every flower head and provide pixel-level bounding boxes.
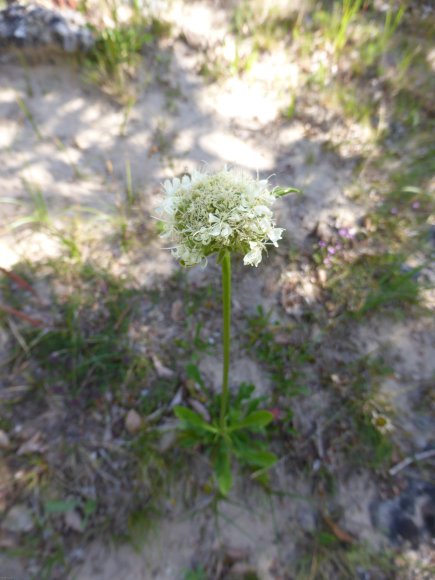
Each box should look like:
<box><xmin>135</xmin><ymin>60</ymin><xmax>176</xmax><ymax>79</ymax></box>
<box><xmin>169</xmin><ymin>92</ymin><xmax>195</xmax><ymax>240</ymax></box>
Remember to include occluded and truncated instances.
<box><xmin>371</xmin><ymin>410</ymin><xmax>394</xmax><ymax>435</ymax></box>
<box><xmin>158</xmin><ymin>167</ymin><xmax>286</xmax><ymax>267</ymax></box>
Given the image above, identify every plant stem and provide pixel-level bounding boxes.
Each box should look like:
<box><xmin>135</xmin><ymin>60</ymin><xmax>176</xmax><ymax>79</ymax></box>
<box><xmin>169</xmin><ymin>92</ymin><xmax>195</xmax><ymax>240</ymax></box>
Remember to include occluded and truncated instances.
<box><xmin>220</xmin><ymin>251</ymin><xmax>231</xmax><ymax>430</ymax></box>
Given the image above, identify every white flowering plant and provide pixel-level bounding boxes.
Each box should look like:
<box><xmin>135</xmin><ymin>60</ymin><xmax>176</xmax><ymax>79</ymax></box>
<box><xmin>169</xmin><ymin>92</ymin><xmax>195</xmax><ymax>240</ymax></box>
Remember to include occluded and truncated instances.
<box><xmin>160</xmin><ymin>167</ymin><xmax>294</xmax><ymax>267</ymax></box>
<box><xmin>159</xmin><ymin>167</ymin><xmax>298</xmax><ymax>494</ymax></box>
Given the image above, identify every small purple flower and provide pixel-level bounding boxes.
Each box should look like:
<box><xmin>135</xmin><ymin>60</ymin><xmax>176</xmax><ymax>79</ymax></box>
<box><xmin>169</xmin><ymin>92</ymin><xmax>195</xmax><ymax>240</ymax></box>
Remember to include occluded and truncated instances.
<box><xmin>327</xmin><ymin>246</ymin><xmax>336</xmax><ymax>255</ymax></box>
<box><xmin>338</xmin><ymin>227</ymin><xmax>355</xmax><ymax>240</ymax></box>
<box><xmin>338</xmin><ymin>228</ymin><xmax>349</xmax><ymax>238</ymax></box>
<box><xmin>324</xmin><ymin>257</ymin><xmax>332</xmax><ymax>266</ymax></box>
<box><xmin>319</xmin><ymin>241</ymin><xmax>327</xmax><ymax>247</ymax></box>
<box><xmin>412</xmin><ymin>201</ymin><xmax>420</xmax><ymax>210</ymax></box>
<box><xmin>335</xmin><ymin>244</ymin><xmax>343</xmax><ymax>251</ymax></box>
<box><xmin>390</xmin><ymin>207</ymin><xmax>398</xmax><ymax>215</ymax></box>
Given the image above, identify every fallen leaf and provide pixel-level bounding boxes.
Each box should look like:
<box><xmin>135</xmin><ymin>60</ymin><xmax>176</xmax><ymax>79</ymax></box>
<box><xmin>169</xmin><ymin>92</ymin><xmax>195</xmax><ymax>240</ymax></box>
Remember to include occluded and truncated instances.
<box><xmin>0</xmin><ymin>430</ymin><xmax>11</xmax><ymax>449</ymax></box>
<box><xmin>17</xmin><ymin>432</ymin><xmax>47</xmax><ymax>455</ymax></box>
<box><xmin>171</xmin><ymin>299</ymin><xmax>184</xmax><ymax>322</ymax></box>
<box><xmin>169</xmin><ymin>388</ymin><xmax>183</xmax><ymax>409</ymax></box>
<box><xmin>151</xmin><ymin>354</ymin><xmax>174</xmax><ymax>379</ymax></box>
<box><xmin>189</xmin><ymin>399</ymin><xmax>211</xmax><ymax>423</ymax></box>
<box><xmin>322</xmin><ymin>513</ymin><xmax>354</xmax><ymax>544</ymax></box>
<box><xmin>0</xmin><ymin>267</ymin><xmax>39</xmax><ymax>298</ymax></box>
<box><xmin>0</xmin><ymin>304</ymin><xmax>45</xmax><ymax>327</ymax></box>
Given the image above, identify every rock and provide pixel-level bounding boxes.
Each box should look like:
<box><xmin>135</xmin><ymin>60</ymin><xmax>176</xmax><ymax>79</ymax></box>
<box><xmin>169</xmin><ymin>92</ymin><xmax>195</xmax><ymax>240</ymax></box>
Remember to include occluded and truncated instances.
<box><xmin>370</xmin><ymin>479</ymin><xmax>435</xmax><ymax>548</ymax></box>
<box><xmin>0</xmin><ymin>3</ymin><xmax>94</xmax><ymax>54</ymax></box>
<box><xmin>125</xmin><ymin>409</ymin><xmax>142</xmax><ymax>434</ymax></box>
<box><xmin>0</xmin><ymin>430</ymin><xmax>10</xmax><ymax>449</ymax></box>
<box><xmin>2</xmin><ymin>505</ymin><xmax>34</xmax><ymax>533</ymax></box>
<box><xmin>64</xmin><ymin>509</ymin><xmax>84</xmax><ymax>533</ymax></box>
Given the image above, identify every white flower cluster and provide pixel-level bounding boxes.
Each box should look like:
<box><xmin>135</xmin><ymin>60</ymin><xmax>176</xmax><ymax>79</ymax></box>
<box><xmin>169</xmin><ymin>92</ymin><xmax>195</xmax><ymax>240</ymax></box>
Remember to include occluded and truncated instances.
<box><xmin>158</xmin><ymin>167</ymin><xmax>284</xmax><ymax>267</ymax></box>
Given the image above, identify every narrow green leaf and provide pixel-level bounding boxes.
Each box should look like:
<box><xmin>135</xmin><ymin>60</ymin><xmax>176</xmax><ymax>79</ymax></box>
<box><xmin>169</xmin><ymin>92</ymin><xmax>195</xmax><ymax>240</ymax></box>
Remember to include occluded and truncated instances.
<box><xmin>214</xmin><ymin>442</ymin><xmax>233</xmax><ymax>495</ymax></box>
<box><xmin>186</xmin><ymin>363</ymin><xmax>205</xmax><ymax>390</ymax></box>
<box><xmin>174</xmin><ymin>406</ymin><xmax>217</xmax><ymax>434</ymax></box>
<box><xmin>44</xmin><ymin>499</ymin><xmax>78</xmax><ymax>514</ymax></box>
<box><xmin>229</xmin><ymin>410</ymin><xmax>274</xmax><ymax>432</ymax></box>
<box><xmin>274</xmin><ymin>187</ymin><xmax>301</xmax><ymax>198</ymax></box>
<box><xmin>238</xmin><ymin>448</ymin><xmax>277</xmax><ymax>469</ymax></box>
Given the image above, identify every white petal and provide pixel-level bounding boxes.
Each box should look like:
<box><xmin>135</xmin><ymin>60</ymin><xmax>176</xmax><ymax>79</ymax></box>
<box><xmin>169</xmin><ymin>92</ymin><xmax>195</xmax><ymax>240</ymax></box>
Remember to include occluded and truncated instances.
<box><xmin>268</xmin><ymin>228</ymin><xmax>284</xmax><ymax>246</ymax></box>
<box><xmin>191</xmin><ymin>170</ymin><xmax>204</xmax><ymax>183</ymax></box>
<box><xmin>210</xmin><ymin>223</ymin><xmax>222</xmax><ymax>236</ymax></box>
<box><xmin>243</xmin><ymin>243</ymin><xmax>263</xmax><ymax>267</ymax></box>
<box><xmin>163</xmin><ymin>179</ymin><xmax>173</xmax><ymax>194</ymax></box>
<box><xmin>221</xmin><ymin>223</ymin><xmax>232</xmax><ymax>237</ymax></box>
<box><xmin>254</xmin><ymin>205</ymin><xmax>272</xmax><ymax>216</ymax></box>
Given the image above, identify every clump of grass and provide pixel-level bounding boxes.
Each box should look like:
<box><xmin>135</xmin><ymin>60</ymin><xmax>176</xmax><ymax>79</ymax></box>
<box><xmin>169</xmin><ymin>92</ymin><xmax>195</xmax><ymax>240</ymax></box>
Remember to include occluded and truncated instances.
<box><xmin>325</xmin><ymin>253</ymin><xmax>421</xmax><ymax>318</ymax></box>
<box><xmin>331</xmin><ymin>83</ymin><xmax>376</xmax><ymax>125</ymax></box>
<box><xmin>313</xmin><ymin>0</ymin><xmax>363</xmax><ymax>54</ymax></box>
<box><xmin>365</xmin><ymin>143</ymin><xmax>434</xmax><ymax>249</ymax></box>
<box><xmin>10</xmin><ymin>181</ymin><xmax>82</xmax><ymax>260</ymax></box>
<box><xmin>83</xmin><ymin>1</ymin><xmax>170</xmax><ymax>102</ymax></box>
<box><xmin>232</xmin><ymin>0</ymin><xmax>297</xmax><ymax>52</ymax></box>
<box><xmin>246</xmin><ymin>306</ymin><xmax>311</xmax><ymax>402</ymax></box>
<box><xmin>326</xmin><ymin>355</ymin><xmax>395</xmax><ymax>470</ymax></box>
<box><xmin>9</xmin><ymin>261</ymin><xmax>150</xmax><ymax>403</ymax></box>
<box><xmin>296</xmin><ymin>532</ymin><xmax>397</xmax><ymax>580</ymax></box>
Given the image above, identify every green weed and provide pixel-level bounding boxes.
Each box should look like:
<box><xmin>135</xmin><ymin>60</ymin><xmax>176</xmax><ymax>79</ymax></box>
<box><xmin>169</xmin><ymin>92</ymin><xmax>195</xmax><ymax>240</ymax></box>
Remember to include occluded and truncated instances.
<box><xmin>313</xmin><ymin>0</ymin><xmax>363</xmax><ymax>54</ymax></box>
<box><xmin>11</xmin><ymin>181</ymin><xmax>82</xmax><ymax>260</ymax></box>
<box><xmin>357</xmin><ymin>3</ymin><xmax>405</xmax><ymax>71</ymax></box>
<box><xmin>83</xmin><ymin>1</ymin><xmax>165</xmax><ymax>102</ymax></box>
<box><xmin>246</xmin><ymin>306</ymin><xmax>312</xmax><ymax>398</ymax></box>
<box><xmin>296</xmin><ymin>534</ymin><xmax>397</xmax><ymax>579</ymax></box>
<box><xmin>175</xmin><ymin>382</ymin><xmax>276</xmax><ymax>495</ymax></box>
<box><xmin>10</xmin><ymin>262</ymin><xmax>150</xmax><ymax>403</ymax></box>
<box><xmin>332</xmin><ymin>84</ymin><xmax>375</xmax><ymax>124</ymax></box>
<box><xmin>326</xmin><ymin>253</ymin><xmax>421</xmax><ymax>317</ymax></box>
<box><xmin>16</xmin><ymin>97</ymin><xmax>43</xmax><ymax>140</ymax></box>
<box><xmin>232</xmin><ymin>0</ymin><xmax>296</xmax><ymax>52</ymax></box>
<box><xmin>183</xmin><ymin>567</ymin><xmax>207</xmax><ymax>580</ymax></box>
<box><xmin>331</xmin><ymin>356</ymin><xmax>395</xmax><ymax>469</ymax></box>
<box><xmin>282</xmin><ymin>95</ymin><xmax>297</xmax><ymax>120</ymax></box>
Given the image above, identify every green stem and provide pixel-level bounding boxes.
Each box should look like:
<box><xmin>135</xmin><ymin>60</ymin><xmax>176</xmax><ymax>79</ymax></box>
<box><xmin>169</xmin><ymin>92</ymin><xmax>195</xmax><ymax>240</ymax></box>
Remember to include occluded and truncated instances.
<box><xmin>220</xmin><ymin>251</ymin><xmax>231</xmax><ymax>430</ymax></box>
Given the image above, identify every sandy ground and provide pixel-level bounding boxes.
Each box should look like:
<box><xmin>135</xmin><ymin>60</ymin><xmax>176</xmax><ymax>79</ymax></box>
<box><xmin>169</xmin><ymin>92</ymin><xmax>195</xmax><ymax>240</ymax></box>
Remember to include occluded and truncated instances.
<box><xmin>0</xmin><ymin>1</ymin><xmax>434</xmax><ymax>578</ymax></box>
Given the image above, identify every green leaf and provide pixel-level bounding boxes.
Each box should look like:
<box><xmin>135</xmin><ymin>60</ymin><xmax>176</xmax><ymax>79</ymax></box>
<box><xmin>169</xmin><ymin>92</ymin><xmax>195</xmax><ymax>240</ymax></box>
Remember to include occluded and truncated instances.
<box><xmin>229</xmin><ymin>410</ymin><xmax>274</xmax><ymax>432</ymax></box>
<box><xmin>174</xmin><ymin>406</ymin><xmax>217</xmax><ymax>434</ymax></box>
<box><xmin>186</xmin><ymin>363</ymin><xmax>205</xmax><ymax>390</ymax></box>
<box><xmin>274</xmin><ymin>187</ymin><xmax>301</xmax><ymax>198</ymax></box>
<box><xmin>214</xmin><ymin>442</ymin><xmax>233</xmax><ymax>495</ymax></box>
<box><xmin>44</xmin><ymin>499</ymin><xmax>78</xmax><ymax>514</ymax></box>
<box><xmin>237</xmin><ymin>448</ymin><xmax>277</xmax><ymax>469</ymax></box>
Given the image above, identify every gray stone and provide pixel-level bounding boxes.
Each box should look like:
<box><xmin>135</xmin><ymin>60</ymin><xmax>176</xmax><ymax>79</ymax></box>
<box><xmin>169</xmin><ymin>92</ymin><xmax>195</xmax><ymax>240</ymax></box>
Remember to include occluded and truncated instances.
<box><xmin>2</xmin><ymin>504</ymin><xmax>34</xmax><ymax>533</ymax></box>
<box><xmin>0</xmin><ymin>3</ymin><xmax>94</xmax><ymax>53</ymax></box>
